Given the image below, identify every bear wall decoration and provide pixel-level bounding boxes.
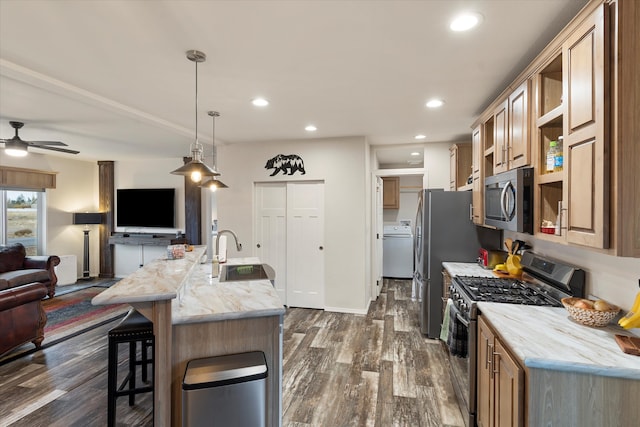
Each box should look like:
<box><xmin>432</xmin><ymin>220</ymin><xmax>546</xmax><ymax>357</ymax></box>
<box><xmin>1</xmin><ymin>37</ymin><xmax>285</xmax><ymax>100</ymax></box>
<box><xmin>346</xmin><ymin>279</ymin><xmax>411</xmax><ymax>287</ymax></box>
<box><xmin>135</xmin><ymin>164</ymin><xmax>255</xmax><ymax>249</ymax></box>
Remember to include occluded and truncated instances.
<box><xmin>264</xmin><ymin>154</ymin><xmax>306</xmax><ymax>176</ymax></box>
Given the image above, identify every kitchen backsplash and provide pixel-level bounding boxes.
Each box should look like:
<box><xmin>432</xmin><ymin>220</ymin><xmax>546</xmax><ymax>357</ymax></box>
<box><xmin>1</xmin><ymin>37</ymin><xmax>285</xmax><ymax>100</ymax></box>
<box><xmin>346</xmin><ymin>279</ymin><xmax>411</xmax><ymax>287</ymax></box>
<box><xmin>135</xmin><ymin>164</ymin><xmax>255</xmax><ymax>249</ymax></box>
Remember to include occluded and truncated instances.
<box><xmin>506</xmin><ymin>231</ymin><xmax>640</xmax><ymax>314</ymax></box>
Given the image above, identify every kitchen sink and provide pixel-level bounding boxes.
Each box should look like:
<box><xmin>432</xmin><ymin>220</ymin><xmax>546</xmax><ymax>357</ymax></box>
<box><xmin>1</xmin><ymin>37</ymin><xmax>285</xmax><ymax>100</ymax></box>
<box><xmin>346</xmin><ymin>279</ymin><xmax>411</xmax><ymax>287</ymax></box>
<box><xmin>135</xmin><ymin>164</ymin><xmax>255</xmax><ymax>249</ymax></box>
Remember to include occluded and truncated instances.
<box><xmin>218</xmin><ymin>264</ymin><xmax>275</xmax><ymax>283</ymax></box>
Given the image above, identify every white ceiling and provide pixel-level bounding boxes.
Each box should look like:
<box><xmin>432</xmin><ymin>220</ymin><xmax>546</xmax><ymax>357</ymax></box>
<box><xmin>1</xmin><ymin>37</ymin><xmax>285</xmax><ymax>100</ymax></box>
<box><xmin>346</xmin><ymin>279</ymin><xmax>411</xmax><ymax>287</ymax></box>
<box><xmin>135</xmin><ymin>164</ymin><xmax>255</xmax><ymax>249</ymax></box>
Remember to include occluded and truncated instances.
<box><xmin>0</xmin><ymin>0</ymin><xmax>589</xmax><ymax>166</ymax></box>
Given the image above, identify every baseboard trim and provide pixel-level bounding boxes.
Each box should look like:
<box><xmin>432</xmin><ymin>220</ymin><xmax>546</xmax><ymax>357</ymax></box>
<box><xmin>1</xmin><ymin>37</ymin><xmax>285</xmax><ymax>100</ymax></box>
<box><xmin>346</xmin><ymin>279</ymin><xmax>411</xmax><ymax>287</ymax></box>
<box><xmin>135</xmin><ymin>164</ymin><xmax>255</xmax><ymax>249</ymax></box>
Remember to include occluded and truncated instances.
<box><xmin>323</xmin><ymin>306</ymin><xmax>368</xmax><ymax>315</ymax></box>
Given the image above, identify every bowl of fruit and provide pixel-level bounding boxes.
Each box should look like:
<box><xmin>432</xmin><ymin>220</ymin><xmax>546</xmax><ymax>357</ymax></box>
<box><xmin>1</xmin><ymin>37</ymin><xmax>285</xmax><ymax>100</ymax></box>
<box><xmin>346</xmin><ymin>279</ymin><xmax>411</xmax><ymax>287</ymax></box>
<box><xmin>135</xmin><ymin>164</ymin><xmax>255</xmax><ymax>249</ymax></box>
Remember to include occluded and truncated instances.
<box><xmin>561</xmin><ymin>297</ymin><xmax>620</xmax><ymax>327</ymax></box>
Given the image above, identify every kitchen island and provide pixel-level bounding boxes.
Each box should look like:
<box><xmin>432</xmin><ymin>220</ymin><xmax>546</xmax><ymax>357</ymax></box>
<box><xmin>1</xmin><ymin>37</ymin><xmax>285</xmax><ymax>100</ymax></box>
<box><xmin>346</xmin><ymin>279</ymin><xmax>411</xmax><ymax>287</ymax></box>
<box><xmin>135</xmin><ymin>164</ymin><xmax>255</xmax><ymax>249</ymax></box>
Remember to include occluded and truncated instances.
<box><xmin>92</xmin><ymin>247</ymin><xmax>285</xmax><ymax>426</ymax></box>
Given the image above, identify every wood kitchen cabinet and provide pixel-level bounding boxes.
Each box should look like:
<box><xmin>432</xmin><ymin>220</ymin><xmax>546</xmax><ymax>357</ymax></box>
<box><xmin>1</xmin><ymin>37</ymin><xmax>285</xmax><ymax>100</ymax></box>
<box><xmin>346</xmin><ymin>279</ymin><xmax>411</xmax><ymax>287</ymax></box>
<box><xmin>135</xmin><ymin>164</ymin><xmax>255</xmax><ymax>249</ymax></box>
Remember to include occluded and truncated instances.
<box><xmin>382</xmin><ymin>176</ymin><xmax>400</xmax><ymax>209</ymax></box>
<box><xmin>477</xmin><ymin>315</ymin><xmax>524</xmax><ymax>427</ymax></box>
<box><xmin>612</xmin><ymin>0</ymin><xmax>640</xmax><ymax>257</ymax></box>
<box><xmin>562</xmin><ymin>4</ymin><xmax>608</xmax><ymax>249</ymax></box>
<box><xmin>449</xmin><ymin>143</ymin><xmax>472</xmax><ymax>191</ymax></box>
<box><xmin>533</xmin><ymin>52</ymin><xmax>564</xmax><ymax>241</ymax></box>
<box><xmin>470</xmin><ymin>0</ymin><xmax>640</xmax><ymax>257</ymax></box>
<box><xmin>491</xmin><ymin>82</ymin><xmax>530</xmax><ymax>176</ymax></box>
<box><xmin>533</xmin><ymin>3</ymin><xmax>608</xmax><ymax>249</ymax></box>
<box><xmin>471</xmin><ymin>126</ymin><xmax>484</xmax><ymax>225</ymax></box>
<box><xmin>508</xmin><ymin>80</ymin><xmax>531</xmax><ymax>170</ymax></box>
<box><xmin>493</xmin><ymin>100</ymin><xmax>509</xmax><ymax>175</ymax></box>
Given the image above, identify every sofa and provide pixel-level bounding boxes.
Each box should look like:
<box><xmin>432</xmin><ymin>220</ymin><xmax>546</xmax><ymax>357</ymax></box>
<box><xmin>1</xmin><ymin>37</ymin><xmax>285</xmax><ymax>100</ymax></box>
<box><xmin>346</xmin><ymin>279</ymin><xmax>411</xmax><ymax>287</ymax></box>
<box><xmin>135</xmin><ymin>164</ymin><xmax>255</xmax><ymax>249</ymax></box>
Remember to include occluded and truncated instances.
<box><xmin>0</xmin><ymin>243</ymin><xmax>60</xmax><ymax>356</ymax></box>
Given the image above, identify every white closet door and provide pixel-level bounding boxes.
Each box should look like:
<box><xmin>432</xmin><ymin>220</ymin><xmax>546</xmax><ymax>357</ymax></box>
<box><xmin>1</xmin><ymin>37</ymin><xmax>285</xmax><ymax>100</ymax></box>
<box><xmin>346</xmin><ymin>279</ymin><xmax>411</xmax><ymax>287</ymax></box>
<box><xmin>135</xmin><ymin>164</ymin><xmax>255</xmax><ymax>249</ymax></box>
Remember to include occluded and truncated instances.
<box><xmin>255</xmin><ymin>183</ymin><xmax>287</xmax><ymax>302</ymax></box>
<box><xmin>286</xmin><ymin>182</ymin><xmax>325</xmax><ymax>309</ymax></box>
<box><xmin>375</xmin><ymin>176</ymin><xmax>384</xmax><ymax>296</ymax></box>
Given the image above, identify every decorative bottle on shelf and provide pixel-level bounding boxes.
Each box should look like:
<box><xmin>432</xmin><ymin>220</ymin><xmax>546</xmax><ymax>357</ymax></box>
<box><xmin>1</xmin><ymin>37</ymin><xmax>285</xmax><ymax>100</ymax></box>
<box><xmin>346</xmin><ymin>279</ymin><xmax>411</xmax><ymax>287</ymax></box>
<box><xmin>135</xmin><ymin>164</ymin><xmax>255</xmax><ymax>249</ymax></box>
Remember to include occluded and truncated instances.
<box><xmin>554</xmin><ymin>136</ymin><xmax>564</xmax><ymax>172</ymax></box>
<box><xmin>546</xmin><ymin>141</ymin><xmax>558</xmax><ymax>173</ymax></box>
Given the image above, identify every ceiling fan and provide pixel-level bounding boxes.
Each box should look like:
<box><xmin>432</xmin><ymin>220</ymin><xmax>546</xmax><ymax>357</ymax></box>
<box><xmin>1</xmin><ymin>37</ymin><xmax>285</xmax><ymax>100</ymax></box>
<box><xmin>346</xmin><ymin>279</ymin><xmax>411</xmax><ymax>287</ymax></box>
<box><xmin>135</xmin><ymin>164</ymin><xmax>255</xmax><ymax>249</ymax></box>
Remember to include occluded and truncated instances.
<box><xmin>1</xmin><ymin>121</ymin><xmax>79</xmax><ymax>156</ymax></box>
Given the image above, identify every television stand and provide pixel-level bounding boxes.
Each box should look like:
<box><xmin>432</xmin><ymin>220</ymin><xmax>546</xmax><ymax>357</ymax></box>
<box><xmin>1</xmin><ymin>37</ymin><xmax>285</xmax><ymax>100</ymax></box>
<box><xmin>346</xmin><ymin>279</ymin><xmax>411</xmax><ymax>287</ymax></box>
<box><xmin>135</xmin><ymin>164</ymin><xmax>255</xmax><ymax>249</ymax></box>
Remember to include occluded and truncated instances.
<box><xmin>109</xmin><ymin>232</ymin><xmax>187</xmax><ymax>247</ymax></box>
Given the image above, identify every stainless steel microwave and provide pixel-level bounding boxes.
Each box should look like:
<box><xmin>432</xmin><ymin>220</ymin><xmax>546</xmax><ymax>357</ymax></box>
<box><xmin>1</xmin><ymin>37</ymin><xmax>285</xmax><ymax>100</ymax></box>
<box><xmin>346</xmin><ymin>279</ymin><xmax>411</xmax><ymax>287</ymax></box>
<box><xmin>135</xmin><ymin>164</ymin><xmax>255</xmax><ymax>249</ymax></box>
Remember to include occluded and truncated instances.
<box><xmin>484</xmin><ymin>167</ymin><xmax>533</xmax><ymax>234</ymax></box>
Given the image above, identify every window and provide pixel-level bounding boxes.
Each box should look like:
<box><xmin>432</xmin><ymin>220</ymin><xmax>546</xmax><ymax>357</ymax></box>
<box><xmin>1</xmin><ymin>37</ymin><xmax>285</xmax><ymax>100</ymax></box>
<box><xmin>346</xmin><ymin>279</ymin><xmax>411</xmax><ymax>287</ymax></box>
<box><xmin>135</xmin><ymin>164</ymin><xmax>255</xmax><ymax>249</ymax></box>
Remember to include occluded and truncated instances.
<box><xmin>1</xmin><ymin>189</ymin><xmax>46</xmax><ymax>255</ymax></box>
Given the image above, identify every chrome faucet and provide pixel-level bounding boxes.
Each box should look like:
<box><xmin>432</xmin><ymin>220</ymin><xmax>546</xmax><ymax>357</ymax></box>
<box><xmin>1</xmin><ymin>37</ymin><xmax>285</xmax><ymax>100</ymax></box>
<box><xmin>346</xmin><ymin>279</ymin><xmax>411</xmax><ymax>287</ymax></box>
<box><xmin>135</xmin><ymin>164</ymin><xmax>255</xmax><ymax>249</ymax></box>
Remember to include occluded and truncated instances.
<box><xmin>212</xmin><ymin>229</ymin><xmax>242</xmax><ymax>278</ymax></box>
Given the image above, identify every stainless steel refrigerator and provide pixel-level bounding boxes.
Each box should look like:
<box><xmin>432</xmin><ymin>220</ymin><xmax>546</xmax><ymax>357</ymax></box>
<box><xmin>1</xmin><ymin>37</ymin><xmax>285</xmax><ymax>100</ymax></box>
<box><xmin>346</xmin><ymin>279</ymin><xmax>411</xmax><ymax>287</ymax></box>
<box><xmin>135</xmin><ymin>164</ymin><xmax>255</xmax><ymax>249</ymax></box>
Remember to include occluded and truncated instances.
<box><xmin>413</xmin><ymin>189</ymin><xmax>502</xmax><ymax>338</ymax></box>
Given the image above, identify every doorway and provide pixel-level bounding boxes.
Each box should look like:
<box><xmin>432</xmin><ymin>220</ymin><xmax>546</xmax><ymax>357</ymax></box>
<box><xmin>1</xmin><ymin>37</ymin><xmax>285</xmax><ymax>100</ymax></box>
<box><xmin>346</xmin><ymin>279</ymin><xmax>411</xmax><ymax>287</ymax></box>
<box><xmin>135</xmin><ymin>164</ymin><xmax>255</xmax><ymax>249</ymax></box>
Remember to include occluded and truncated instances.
<box><xmin>255</xmin><ymin>181</ymin><xmax>325</xmax><ymax>308</ymax></box>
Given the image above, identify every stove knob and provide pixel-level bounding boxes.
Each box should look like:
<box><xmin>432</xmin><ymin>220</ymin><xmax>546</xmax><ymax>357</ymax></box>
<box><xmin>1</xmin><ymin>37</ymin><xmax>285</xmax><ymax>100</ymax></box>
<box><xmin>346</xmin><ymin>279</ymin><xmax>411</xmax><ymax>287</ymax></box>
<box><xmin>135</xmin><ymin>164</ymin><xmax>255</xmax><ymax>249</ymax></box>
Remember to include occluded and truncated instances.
<box><xmin>460</xmin><ymin>302</ymin><xmax>468</xmax><ymax>312</ymax></box>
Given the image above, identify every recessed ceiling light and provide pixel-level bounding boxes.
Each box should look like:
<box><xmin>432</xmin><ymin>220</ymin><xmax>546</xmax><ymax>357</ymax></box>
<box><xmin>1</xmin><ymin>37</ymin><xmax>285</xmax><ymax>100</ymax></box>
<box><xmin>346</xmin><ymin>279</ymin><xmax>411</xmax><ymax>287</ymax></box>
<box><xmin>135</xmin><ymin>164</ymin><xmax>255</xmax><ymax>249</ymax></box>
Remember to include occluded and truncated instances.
<box><xmin>450</xmin><ymin>12</ymin><xmax>483</xmax><ymax>32</ymax></box>
<box><xmin>414</xmin><ymin>134</ymin><xmax>426</xmax><ymax>140</ymax></box>
<box><xmin>426</xmin><ymin>99</ymin><xmax>445</xmax><ymax>108</ymax></box>
<box><xmin>411</xmin><ymin>152</ymin><xmax>421</xmax><ymax>156</ymax></box>
<box><xmin>252</xmin><ymin>97</ymin><xmax>269</xmax><ymax>107</ymax></box>
<box><xmin>305</xmin><ymin>125</ymin><xmax>317</xmax><ymax>132</ymax></box>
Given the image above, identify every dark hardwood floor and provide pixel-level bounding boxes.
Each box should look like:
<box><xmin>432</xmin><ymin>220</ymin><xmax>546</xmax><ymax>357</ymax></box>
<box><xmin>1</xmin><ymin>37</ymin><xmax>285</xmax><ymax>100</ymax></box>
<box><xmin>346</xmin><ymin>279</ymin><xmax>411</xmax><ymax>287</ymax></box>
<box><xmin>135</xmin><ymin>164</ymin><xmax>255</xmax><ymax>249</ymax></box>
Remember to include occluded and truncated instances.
<box><xmin>0</xmin><ymin>279</ymin><xmax>463</xmax><ymax>426</ymax></box>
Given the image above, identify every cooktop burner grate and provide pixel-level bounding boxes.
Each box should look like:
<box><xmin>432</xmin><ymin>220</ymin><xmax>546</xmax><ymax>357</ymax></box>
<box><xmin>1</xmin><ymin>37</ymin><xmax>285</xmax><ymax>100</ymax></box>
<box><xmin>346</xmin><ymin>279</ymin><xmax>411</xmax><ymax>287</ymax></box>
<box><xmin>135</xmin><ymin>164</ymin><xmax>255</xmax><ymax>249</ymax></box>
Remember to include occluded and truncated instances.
<box><xmin>453</xmin><ymin>276</ymin><xmax>561</xmax><ymax>306</ymax></box>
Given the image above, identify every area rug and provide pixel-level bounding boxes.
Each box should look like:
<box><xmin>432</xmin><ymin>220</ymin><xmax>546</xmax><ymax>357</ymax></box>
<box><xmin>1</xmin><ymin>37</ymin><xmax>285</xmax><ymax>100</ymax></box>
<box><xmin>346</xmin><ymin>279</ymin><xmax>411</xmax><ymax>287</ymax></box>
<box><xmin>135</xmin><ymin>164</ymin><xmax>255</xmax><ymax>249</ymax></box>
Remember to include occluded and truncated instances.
<box><xmin>0</xmin><ymin>286</ymin><xmax>130</xmax><ymax>365</ymax></box>
<box><xmin>42</xmin><ymin>286</ymin><xmax>129</xmax><ymax>339</ymax></box>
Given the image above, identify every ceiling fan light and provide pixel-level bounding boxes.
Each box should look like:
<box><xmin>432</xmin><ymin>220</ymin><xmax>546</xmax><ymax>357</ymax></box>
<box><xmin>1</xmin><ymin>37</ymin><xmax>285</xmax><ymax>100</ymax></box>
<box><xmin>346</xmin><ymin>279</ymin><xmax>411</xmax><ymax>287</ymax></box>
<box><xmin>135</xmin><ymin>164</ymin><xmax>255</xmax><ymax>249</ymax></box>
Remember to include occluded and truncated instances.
<box><xmin>5</xmin><ymin>148</ymin><xmax>28</xmax><ymax>157</ymax></box>
<box><xmin>4</xmin><ymin>140</ymin><xmax>28</xmax><ymax>157</ymax></box>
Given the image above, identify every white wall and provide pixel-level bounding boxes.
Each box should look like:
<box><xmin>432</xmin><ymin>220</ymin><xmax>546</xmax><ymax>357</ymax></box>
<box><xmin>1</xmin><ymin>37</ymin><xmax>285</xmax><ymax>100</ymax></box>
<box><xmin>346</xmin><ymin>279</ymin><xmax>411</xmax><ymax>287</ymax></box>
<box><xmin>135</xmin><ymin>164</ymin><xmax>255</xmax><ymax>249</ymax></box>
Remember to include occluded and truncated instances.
<box><xmin>218</xmin><ymin>136</ymin><xmax>370</xmax><ymax>313</ymax></box>
<box><xmin>423</xmin><ymin>142</ymin><xmax>453</xmax><ymax>190</ymax></box>
<box><xmin>1</xmin><ymin>153</ymin><xmax>98</xmax><ymax>280</ymax></box>
<box><xmin>0</xmin><ymin>154</ymin><xmax>191</xmax><ymax>278</ymax></box>
<box><xmin>112</xmin><ymin>158</ymin><xmax>187</xmax><ymax>276</ymax></box>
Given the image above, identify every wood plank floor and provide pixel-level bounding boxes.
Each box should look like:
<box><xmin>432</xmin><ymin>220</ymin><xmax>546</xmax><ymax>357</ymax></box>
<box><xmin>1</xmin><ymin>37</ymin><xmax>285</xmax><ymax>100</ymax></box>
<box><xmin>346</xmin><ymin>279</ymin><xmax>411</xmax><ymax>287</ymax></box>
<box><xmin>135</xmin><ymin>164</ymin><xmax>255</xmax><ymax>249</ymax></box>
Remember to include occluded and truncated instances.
<box><xmin>0</xmin><ymin>279</ymin><xmax>464</xmax><ymax>426</ymax></box>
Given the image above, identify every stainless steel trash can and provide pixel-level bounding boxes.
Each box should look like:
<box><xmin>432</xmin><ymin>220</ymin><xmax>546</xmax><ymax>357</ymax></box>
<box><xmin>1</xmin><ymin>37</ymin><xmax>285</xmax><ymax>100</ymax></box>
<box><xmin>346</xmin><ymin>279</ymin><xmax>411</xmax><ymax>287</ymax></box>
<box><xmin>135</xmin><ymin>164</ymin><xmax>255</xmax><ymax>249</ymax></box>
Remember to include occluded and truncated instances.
<box><xmin>182</xmin><ymin>351</ymin><xmax>268</xmax><ymax>427</ymax></box>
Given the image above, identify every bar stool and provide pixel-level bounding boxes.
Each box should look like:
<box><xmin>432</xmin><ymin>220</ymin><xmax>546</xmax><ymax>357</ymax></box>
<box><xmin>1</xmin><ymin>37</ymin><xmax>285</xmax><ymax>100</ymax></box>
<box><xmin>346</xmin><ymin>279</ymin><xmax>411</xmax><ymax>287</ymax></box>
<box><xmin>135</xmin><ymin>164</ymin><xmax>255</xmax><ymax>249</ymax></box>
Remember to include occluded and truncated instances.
<box><xmin>107</xmin><ymin>309</ymin><xmax>154</xmax><ymax>427</ymax></box>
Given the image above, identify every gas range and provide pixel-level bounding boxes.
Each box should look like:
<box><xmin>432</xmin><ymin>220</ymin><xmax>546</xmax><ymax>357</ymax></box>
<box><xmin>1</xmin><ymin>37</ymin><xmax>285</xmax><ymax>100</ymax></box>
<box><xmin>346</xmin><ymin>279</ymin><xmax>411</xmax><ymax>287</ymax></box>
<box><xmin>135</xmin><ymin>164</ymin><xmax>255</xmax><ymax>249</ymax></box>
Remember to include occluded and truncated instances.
<box><xmin>445</xmin><ymin>251</ymin><xmax>585</xmax><ymax>427</ymax></box>
<box><xmin>449</xmin><ymin>251</ymin><xmax>585</xmax><ymax>321</ymax></box>
<box><xmin>454</xmin><ymin>276</ymin><xmax>562</xmax><ymax>306</ymax></box>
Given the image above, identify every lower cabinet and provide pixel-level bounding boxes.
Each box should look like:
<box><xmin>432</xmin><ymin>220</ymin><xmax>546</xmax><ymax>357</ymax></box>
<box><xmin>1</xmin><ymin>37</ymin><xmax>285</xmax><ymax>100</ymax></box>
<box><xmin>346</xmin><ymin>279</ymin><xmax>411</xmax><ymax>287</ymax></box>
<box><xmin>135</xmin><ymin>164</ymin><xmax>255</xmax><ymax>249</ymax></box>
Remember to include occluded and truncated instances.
<box><xmin>477</xmin><ymin>315</ymin><xmax>524</xmax><ymax>427</ymax></box>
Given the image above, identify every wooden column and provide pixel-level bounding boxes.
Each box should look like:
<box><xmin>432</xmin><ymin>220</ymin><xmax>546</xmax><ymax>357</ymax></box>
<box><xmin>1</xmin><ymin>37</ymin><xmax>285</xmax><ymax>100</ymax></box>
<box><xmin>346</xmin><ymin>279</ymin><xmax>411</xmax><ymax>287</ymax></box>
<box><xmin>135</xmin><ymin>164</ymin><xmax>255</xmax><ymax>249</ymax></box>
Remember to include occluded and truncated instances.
<box><xmin>98</xmin><ymin>161</ymin><xmax>115</xmax><ymax>278</ymax></box>
<box><xmin>183</xmin><ymin>157</ymin><xmax>202</xmax><ymax>245</ymax></box>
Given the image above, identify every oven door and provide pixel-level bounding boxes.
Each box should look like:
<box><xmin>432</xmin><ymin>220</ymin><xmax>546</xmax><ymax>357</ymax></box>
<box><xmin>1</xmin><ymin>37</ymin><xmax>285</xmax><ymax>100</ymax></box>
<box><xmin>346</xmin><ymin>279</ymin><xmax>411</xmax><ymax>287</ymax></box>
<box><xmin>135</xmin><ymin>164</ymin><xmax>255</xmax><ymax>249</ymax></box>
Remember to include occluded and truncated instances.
<box><xmin>446</xmin><ymin>307</ymin><xmax>476</xmax><ymax>427</ymax></box>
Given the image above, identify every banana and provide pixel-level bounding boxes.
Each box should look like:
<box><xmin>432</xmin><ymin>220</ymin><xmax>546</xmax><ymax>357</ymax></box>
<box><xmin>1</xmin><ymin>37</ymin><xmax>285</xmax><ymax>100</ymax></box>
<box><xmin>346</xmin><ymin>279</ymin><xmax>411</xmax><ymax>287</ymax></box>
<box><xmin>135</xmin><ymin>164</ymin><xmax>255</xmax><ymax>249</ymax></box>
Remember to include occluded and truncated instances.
<box><xmin>619</xmin><ymin>292</ymin><xmax>640</xmax><ymax>329</ymax></box>
<box><xmin>493</xmin><ymin>263</ymin><xmax>507</xmax><ymax>272</ymax></box>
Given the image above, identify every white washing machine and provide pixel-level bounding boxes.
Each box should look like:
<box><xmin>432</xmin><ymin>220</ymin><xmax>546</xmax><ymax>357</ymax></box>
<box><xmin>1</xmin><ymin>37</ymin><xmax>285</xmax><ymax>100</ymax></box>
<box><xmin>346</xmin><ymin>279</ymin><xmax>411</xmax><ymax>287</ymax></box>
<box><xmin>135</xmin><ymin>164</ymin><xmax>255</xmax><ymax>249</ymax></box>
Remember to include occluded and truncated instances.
<box><xmin>382</xmin><ymin>225</ymin><xmax>414</xmax><ymax>279</ymax></box>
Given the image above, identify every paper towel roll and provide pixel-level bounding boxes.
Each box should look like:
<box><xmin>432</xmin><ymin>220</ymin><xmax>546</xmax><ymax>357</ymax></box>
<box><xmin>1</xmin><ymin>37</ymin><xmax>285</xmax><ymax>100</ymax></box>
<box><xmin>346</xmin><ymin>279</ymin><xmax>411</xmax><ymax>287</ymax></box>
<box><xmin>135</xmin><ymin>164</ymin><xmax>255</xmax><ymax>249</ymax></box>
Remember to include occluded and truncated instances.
<box><xmin>218</xmin><ymin>235</ymin><xmax>227</xmax><ymax>263</ymax></box>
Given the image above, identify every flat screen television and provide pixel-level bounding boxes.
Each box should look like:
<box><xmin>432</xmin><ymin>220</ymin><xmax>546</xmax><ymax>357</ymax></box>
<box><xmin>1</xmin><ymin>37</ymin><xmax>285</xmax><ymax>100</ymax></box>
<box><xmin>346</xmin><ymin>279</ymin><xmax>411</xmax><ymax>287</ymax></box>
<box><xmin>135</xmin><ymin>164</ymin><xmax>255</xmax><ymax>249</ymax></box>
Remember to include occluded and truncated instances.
<box><xmin>117</xmin><ymin>188</ymin><xmax>175</xmax><ymax>228</ymax></box>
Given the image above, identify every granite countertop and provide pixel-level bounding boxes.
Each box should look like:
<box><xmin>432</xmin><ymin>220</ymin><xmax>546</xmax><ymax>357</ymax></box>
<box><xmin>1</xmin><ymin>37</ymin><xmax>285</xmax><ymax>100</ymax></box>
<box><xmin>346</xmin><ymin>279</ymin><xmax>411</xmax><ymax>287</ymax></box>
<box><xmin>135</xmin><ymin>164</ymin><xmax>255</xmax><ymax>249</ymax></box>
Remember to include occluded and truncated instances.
<box><xmin>478</xmin><ymin>302</ymin><xmax>640</xmax><ymax>380</ymax></box>
<box><xmin>173</xmin><ymin>259</ymin><xmax>285</xmax><ymax>325</ymax></box>
<box><xmin>442</xmin><ymin>262</ymin><xmax>495</xmax><ymax>278</ymax></box>
<box><xmin>93</xmin><ymin>249</ymin><xmax>285</xmax><ymax>323</ymax></box>
<box><xmin>92</xmin><ymin>246</ymin><xmax>207</xmax><ymax>305</ymax></box>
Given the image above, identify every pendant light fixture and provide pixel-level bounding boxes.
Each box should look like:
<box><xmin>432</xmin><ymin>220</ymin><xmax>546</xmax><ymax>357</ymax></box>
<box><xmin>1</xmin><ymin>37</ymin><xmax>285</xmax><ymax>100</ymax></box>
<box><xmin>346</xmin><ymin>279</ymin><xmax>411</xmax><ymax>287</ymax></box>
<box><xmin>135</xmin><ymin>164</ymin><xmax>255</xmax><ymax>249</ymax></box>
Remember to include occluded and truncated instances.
<box><xmin>200</xmin><ymin>111</ymin><xmax>228</xmax><ymax>191</ymax></box>
<box><xmin>171</xmin><ymin>50</ymin><xmax>219</xmax><ymax>182</ymax></box>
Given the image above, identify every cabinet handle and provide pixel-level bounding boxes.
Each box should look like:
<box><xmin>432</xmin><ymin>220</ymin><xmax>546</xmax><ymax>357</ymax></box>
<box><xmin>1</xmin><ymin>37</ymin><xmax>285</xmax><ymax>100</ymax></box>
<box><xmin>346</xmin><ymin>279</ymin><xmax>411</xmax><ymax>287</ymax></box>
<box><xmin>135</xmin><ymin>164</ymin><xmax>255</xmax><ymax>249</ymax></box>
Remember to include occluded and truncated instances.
<box><xmin>469</xmin><ymin>203</ymin><xmax>473</xmax><ymax>221</ymax></box>
<box><xmin>492</xmin><ymin>351</ymin><xmax>501</xmax><ymax>375</ymax></box>
<box><xmin>319</xmin><ymin>246</ymin><xmax>324</xmax><ymax>250</ymax></box>
<box><xmin>485</xmin><ymin>340</ymin><xmax>491</xmax><ymax>370</ymax></box>
<box><xmin>257</xmin><ymin>243</ymin><xmax>261</xmax><ymax>248</ymax></box>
